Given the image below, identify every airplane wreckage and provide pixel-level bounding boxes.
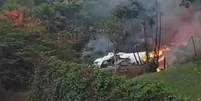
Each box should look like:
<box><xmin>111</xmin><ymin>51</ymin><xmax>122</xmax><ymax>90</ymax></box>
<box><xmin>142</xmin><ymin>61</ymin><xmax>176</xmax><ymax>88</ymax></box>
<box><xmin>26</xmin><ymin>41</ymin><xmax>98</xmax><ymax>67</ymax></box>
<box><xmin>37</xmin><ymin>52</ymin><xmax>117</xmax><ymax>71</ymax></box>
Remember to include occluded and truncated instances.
<box><xmin>93</xmin><ymin>45</ymin><xmax>171</xmax><ymax>72</ymax></box>
<box><xmin>93</xmin><ymin>52</ymin><xmax>147</xmax><ymax>68</ymax></box>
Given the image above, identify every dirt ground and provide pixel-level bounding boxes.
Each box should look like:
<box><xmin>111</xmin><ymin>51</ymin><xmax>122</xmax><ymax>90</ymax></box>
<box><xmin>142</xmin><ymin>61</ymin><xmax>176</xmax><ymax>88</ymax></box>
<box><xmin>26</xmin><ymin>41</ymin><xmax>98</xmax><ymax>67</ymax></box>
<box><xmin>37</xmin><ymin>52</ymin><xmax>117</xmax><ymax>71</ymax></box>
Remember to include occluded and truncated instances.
<box><xmin>105</xmin><ymin>65</ymin><xmax>147</xmax><ymax>79</ymax></box>
<box><xmin>0</xmin><ymin>90</ymin><xmax>27</xmax><ymax>101</ymax></box>
<box><xmin>118</xmin><ymin>65</ymin><xmax>148</xmax><ymax>78</ymax></box>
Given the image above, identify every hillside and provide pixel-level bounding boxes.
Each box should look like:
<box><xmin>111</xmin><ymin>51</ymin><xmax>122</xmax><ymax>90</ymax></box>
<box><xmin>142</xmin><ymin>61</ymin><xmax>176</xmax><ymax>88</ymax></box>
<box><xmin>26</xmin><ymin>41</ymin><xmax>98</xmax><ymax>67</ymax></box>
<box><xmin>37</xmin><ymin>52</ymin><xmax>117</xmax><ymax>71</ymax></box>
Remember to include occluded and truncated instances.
<box><xmin>0</xmin><ymin>0</ymin><xmax>201</xmax><ymax>100</ymax></box>
<box><xmin>136</xmin><ymin>62</ymin><xmax>201</xmax><ymax>100</ymax></box>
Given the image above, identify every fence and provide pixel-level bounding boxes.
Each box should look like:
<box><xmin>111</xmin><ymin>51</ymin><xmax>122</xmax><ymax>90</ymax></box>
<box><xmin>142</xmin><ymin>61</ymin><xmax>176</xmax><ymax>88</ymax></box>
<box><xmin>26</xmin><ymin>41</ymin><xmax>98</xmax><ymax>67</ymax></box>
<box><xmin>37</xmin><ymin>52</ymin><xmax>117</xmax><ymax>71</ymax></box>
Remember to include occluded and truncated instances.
<box><xmin>179</xmin><ymin>35</ymin><xmax>201</xmax><ymax>68</ymax></box>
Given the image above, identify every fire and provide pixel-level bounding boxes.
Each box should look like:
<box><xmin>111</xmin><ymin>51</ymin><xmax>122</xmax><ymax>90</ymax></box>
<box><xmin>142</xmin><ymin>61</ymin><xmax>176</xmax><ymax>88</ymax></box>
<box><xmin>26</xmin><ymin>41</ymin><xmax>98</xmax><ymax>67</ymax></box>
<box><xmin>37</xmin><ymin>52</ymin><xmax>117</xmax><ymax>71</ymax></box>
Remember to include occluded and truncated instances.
<box><xmin>182</xmin><ymin>42</ymin><xmax>188</xmax><ymax>46</ymax></box>
<box><xmin>148</xmin><ymin>46</ymin><xmax>170</xmax><ymax>60</ymax></box>
<box><xmin>147</xmin><ymin>45</ymin><xmax>171</xmax><ymax>72</ymax></box>
<box><xmin>156</xmin><ymin>68</ymin><xmax>161</xmax><ymax>72</ymax></box>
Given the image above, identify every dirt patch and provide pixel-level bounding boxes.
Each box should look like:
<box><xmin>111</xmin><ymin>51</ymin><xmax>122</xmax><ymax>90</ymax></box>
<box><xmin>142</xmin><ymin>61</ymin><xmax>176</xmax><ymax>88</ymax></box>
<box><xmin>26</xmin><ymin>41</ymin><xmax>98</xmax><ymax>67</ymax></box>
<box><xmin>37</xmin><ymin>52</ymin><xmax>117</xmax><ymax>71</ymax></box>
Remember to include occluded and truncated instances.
<box><xmin>104</xmin><ymin>65</ymin><xmax>148</xmax><ymax>79</ymax></box>
<box><xmin>0</xmin><ymin>90</ymin><xmax>27</xmax><ymax>101</ymax></box>
<box><xmin>117</xmin><ymin>65</ymin><xmax>147</xmax><ymax>79</ymax></box>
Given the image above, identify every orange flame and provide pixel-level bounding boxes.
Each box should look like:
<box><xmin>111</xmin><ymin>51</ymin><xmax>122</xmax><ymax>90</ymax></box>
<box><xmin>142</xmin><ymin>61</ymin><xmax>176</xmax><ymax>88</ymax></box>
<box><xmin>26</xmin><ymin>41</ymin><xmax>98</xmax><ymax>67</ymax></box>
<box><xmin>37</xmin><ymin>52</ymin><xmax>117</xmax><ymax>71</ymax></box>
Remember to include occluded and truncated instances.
<box><xmin>148</xmin><ymin>45</ymin><xmax>170</xmax><ymax>72</ymax></box>
<box><xmin>182</xmin><ymin>42</ymin><xmax>188</xmax><ymax>46</ymax></box>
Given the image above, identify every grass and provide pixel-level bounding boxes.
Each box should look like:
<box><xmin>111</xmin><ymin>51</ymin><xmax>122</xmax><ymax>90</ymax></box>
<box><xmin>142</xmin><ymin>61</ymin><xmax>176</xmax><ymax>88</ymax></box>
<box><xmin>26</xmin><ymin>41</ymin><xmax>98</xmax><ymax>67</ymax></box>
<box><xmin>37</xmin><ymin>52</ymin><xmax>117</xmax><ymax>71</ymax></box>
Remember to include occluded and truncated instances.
<box><xmin>136</xmin><ymin>62</ymin><xmax>201</xmax><ymax>101</ymax></box>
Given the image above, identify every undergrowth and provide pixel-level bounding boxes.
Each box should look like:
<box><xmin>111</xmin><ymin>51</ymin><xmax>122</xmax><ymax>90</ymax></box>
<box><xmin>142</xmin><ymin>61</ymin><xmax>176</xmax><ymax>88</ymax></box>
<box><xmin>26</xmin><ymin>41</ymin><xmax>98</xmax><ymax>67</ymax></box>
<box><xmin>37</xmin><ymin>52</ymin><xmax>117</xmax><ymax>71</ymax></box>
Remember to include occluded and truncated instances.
<box><xmin>29</xmin><ymin>53</ymin><xmax>187</xmax><ymax>101</ymax></box>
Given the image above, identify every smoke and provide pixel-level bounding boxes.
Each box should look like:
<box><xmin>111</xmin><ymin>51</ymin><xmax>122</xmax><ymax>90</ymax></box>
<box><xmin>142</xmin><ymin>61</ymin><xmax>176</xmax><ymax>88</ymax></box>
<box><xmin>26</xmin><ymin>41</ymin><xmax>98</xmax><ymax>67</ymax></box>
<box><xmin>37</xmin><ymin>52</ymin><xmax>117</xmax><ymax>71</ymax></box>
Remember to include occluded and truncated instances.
<box><xmin>83</xmin><ymin>0</ymin><xmax>149</xmax><ymax>54</ymax></box>
<box><xmin>82</xmin><ymin>0</ymin><xmax>201</xmax><ymax>65</ymax></box>
<box><xmin>82</xmin><ymin>0</ymin><xmax>134</xmax><ymax>56</ymax></box>
<box><xmin>155</xmin><ymin>0</ymin><xmax>201</xmax><ymax>66</ymax></box>
<box><xmin>82</xmin><ymin>36</ymin><xmax>114</xmax><ymax>57</ymax></box>
<box><xmin>83</xmin><ymin>0</ymin><xmax>131</xmax><ymax>18</ymax></box>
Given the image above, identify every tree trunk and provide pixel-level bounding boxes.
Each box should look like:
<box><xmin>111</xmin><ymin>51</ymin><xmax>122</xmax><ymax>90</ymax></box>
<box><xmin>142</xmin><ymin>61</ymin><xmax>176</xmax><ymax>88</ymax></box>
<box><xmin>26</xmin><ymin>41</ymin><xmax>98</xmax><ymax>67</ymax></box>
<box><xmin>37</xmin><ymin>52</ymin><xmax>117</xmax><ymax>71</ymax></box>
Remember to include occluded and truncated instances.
<box><xmin>132</xmin><ymin>51</ymin><xmax>139</xmax><ymax>65</ymax></box>
<box><xmin>113</xmin><ymin>44</ymin><xmax>119</xmax><ymax>73</ymax></box>
<box><xmin>164</xmin><ymin>57</ymin><xmax>166</xmax><ymax>69</ymax></box>
<box><xmin>136</xmin><ymin>45</ymin><xmax>143</xmax><ymax>65</ymax></box>
<box><xmin>130</xmin><ymin>19</ymin><xmax>140</xmax><ymax>65</ymax></box>
<box><xmin>157</xmin><ymin>13</ymin><xmax>162</xmax><ymax>63</ymax></box>
<box><xmin>155</xmin><ymin>0</ymin><xmax>158</xmax><ymax>53</ymax></box>
<box><xmin>143</xmin><ymin>21</ymin><xmax>149</xmax><ymax>64</ymax></box>
<box><xmin>113</xmin><ymin>49</ymin><xmax>117</xmax><ymax>72</ymax></box>
<box><xmin>155</xmin><ymin>0</ymin><xmax>159</xmax><ymax>65</ymax></box>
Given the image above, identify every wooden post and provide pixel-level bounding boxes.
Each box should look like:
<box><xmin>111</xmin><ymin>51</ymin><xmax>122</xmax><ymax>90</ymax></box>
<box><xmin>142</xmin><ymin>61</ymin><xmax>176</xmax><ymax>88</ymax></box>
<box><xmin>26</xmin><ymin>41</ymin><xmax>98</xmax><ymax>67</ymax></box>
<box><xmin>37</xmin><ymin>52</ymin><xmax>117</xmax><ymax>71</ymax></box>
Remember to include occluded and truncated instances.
<box><xmin>155</xmin><ymin>0</ymin><xmax>158</xmax><ymax>53</ymax></box>
<box><xmin>157</xmin><ymin>12</ymin><xmax>162</xmax><ymax>62</ymax></box>
<box><xmin>179</xmin><ymin>36</ymin><xmax>192</xmax><ymax>64</ymax></box>
<box><xmin>143</xmin><ymin>21</ymin><xmax>149</xmax><ymax>64</ymax></box>
<box><xmin>164</xmin><ymin>57</ymin><xmax>166</xmax><ymax>69</ymax></box>
<box><xmin>192</xmin><ymin>36</ymin><xmax>200</xmax><ymax>68</ymax></box>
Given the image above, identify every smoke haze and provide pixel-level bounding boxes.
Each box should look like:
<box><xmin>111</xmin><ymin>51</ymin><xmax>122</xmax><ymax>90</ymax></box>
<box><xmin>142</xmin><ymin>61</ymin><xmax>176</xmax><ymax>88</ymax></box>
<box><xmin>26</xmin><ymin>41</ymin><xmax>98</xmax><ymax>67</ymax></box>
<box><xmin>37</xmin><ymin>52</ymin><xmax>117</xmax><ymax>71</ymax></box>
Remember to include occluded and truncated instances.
<box><xmin>83</xmin><ymin>0</ymin><xmax>201</xmax><ymax>64</ymax></box>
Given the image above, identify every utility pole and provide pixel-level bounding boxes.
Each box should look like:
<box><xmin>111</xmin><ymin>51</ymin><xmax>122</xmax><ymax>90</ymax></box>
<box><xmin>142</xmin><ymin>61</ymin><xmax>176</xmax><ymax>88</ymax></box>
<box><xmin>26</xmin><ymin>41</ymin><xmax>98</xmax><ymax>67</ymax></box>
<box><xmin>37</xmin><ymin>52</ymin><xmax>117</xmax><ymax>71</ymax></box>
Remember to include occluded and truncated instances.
<box><xmin>157</xmin><ymin>11</ymin><xmax>162</xmax><ymax>62</ymax></box>
<box><xmin>191</xmin><ymin>36</ymin><xmax>200</xmax><ymax>68</ymax></box>
<box><xmin>155</xmin><ymin>0</ymin><xmax>162</xmax><ymax>62</ymax></box>
<box><xmin>155</xmin><ymin>0</ymin><xmax>164</xmax><ymax>71</ymax></box>
<box><xmin>155</xmin><ymin>0</ymin><xmax>158</xmax><ymax>53</ymax></box>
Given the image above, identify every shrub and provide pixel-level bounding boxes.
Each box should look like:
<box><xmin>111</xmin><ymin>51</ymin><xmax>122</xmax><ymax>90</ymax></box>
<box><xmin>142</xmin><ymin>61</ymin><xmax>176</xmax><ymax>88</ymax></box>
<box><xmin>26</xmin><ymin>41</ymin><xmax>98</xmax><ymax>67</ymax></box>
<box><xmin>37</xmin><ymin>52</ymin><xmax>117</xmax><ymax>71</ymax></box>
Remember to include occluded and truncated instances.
<box><xmin>0</xmin><ymin>20</ymin><xmax>81</xmax><ymax>91</ymax></box>
<box><xmin>0</xmin><ymin>23</ymin><xmax>35</xmax><ymax>90</ymax></box>
<box><xmin>30</xmin><ymin>54</ymin><xmax>187</xmax><ymax>101</ymax></box>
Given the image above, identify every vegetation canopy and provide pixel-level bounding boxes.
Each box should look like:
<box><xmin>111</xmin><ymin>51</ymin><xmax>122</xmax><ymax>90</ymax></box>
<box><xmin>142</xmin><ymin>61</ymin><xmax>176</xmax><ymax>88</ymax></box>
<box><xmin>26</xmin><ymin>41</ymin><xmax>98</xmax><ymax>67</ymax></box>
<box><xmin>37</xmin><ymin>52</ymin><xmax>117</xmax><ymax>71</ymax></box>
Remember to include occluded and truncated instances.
<box><xmin>0</xmin><ymin>0</ymin><xmax>200</xmax><ymax>101</ymax></box>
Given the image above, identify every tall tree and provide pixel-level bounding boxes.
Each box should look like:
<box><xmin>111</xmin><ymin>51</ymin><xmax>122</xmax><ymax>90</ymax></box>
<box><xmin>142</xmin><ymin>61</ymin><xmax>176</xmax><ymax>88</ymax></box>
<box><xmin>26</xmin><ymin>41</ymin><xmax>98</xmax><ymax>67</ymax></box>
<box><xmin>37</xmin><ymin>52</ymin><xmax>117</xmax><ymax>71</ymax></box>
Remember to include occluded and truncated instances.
<box><xmin>113</xmin><ymin>2</ymin><xmax>143</xmax><ymax>65</ymax></box>
<box><xmin>2</xmin><ymin>3</ymin><xmax>20</xmax><ymax>11</ymax></box>
<box><xmin>180</xmin><ymin>0</ymin><xmax>195</xmax><ymax>8</ymax></box>
<box><xmin>97</xmin><ymin>16</ymin><xmax>125</xmax><ymax>72</ymax></box>
<box><xmin>132</xmin><ymin>1</ymin><xmax>156</xmax><ymax>64</ymax></box>
<box><xmin>35</xmin><ymin>3</ymin><xmax>59</xmax><ymax>33</ymax></box>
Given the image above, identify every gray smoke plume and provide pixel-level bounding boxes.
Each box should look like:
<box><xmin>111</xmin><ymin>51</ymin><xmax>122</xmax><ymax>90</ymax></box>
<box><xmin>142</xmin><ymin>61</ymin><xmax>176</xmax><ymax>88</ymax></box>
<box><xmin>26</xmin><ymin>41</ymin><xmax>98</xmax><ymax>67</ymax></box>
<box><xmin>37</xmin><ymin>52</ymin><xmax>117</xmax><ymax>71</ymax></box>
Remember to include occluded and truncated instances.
<box><xmin>83</xmin><ymin>0</ymin><xmax>150</xmax><ymax>55</ymax></box>
<box><xmin>82</xmin><ymin>0</ymin><xmax>135</xmax><ymax>57</ymax></box>
<box><xmin>156</xmin><ymin>0</ymin><xmax>201</xmax><ymax>66</ymax></box>
<box><xmin>83</xmin><ymin>0</ymin><xmax>132</xmax><ymax>18</ymax></box>
<box><xmin>82</xmin><ymin>36</ymin><xmax>114</xmax><ymax>60</ymax></box>
<box><xmin>82</xmin><ymin>0</ymin><xmax>201</xmax><ymax>65</ymax></box>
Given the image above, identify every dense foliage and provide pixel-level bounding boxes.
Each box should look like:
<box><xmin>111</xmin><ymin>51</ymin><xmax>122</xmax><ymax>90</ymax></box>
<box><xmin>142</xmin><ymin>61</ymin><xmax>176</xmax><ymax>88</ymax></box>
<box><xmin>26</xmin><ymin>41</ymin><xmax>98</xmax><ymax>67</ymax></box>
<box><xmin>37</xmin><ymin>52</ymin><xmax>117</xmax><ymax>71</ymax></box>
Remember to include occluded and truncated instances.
<box><xmin>0</xmin><ymin>0</ymin><xmax>196</xmax><ymax>100</ymax></box>
<box><xmin>0</xmin><ymin>20</ymin><xmax>80</xmax><ymax>91</ymax></box>
<box><xmin>30</xmin><ymin>55</ymin><xmax>187</xmax><ymax>101</ymax></box>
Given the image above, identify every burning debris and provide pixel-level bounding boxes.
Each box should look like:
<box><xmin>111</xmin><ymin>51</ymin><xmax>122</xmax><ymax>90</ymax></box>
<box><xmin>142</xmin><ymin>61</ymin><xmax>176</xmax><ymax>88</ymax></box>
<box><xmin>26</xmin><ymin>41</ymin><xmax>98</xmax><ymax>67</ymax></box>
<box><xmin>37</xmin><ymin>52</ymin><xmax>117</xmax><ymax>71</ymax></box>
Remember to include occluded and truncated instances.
<box><xmin>93</xmin><ymin>45</ymin><xmax>169</xmax><ymax>72</ymax></box>
<box><xmin>93</xmin><ymin>41</ymin><xmax>193</xmax><ymax>73</ymax></box>
<box><xmin>146</xmin><ymin>45</ymin><xmax>170</xmax><ymax>71</ymax></box>
<box><xmin>87</xmin><ymin>0</ymin><xmax>201</xmax><ymax>76</ymax></box>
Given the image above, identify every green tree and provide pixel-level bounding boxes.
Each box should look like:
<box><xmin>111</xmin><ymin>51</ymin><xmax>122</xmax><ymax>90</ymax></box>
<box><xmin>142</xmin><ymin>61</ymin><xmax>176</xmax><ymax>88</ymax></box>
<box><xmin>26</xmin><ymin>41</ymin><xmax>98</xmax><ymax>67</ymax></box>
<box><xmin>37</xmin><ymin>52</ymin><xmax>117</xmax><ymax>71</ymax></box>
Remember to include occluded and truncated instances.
<box><xmin>97</xmin><ymin>16</ymin><xmax>125</xmax><ymax>72</ymax></box>
<box><xmin>54</xmin><ymin>2</ymin><xmax>85</xmax><ymax>32</ymax></box>
<box><xmin>33</xmin><ymin>0</ymin><xmax>48</xmax><ymax>5</ymax></box>
<box><xmin>2</xmin><ymin>0</ymin><xmax>34</xmax><ymax>10</ymax></box>
<box><xmin>0</xmin><ymin>0</ymin><xmax>5</xmax><ymax>9</ymax></box>
<box><xmin>53</xmin><ymin>1</ymin><xmax>91</xmax><ymax>51</ymax></box>
<box><xmin>0</xmin><ymin>21</ymin><xmax>36</xmax><ymax>90</ymax></box>
<box><xmin>35</xmin><ymin>3</ymin><xmax>60</xmax><ymax>33</ymax></box>
<box><xmin>54</xmin><ymin>2</ymin><xmax>83</xmax><ymax>19</ymax></box>
<box><xmin>2</xmin><ymin>3</ymin><xmax>20</xmax><ymax>11</ymax></box>
<box><xmin>114</xmin><ymin>2</ymin><xmax>143</xmax><ymax>65</ymax></box>
<box><xmin>114</xmin><ymin>1</ymin><xmax>156</xmax><ymax>66</ymax></box>
<box><xmin>0</xmin><ymin>20</ymin><xmax>82</xmax><ymax>91</ymax></box>
<box><xmin>134</xmin><ymin>1</ymin><xmax>159</xmax><ymax>72</ymax></box>
<box><xmin>180</xmin><ymin>0</ymin><xmax>201</xmax><ymax>8</ymax></box>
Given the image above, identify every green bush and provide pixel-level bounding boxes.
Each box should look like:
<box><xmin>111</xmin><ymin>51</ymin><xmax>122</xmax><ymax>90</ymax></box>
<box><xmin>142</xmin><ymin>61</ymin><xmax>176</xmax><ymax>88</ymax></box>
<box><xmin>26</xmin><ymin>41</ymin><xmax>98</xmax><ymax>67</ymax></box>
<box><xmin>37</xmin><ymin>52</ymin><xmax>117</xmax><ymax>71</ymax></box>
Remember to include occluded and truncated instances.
<box><xmin>0</xmin><ymin>21</ymin><xmax>81</xmax><ymax>91</ymax></box>
<box><xmin>0</xmin><ymin>80</ymin><xmax>4</xmax><ymax>97</ymax></box>
<box><xmin>30</xmin><ymin>54</ymin><xmax>187</xmax><ymax>101</ymax></box>
<box><xmin>0</xmin><ymin>24</ymin><xmax>35</xmax><ymax>90</ymax></box>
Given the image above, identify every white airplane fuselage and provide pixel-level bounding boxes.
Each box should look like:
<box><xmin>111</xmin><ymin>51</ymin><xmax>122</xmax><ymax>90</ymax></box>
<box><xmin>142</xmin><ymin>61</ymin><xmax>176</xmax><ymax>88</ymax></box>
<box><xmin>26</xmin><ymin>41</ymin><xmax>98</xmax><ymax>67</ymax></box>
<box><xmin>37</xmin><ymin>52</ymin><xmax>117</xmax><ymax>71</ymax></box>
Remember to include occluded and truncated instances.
<box><xmin>93</xmin><ymin>52</ymin><xmax>146</xmax><ymax>68</ymax></box>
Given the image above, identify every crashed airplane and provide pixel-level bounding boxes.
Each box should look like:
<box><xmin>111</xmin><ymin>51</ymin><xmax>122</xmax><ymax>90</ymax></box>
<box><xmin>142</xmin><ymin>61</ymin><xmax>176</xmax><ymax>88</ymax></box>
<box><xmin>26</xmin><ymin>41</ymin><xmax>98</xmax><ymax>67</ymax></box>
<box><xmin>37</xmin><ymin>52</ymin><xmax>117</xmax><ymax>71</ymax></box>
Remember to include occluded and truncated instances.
<box><xmin>93</xmin><ymin>52</ymin><xmax>147</xmax><ymax>68</ymax></box>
